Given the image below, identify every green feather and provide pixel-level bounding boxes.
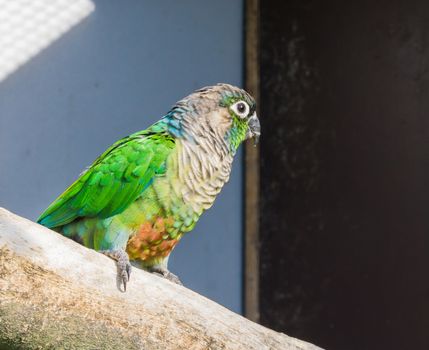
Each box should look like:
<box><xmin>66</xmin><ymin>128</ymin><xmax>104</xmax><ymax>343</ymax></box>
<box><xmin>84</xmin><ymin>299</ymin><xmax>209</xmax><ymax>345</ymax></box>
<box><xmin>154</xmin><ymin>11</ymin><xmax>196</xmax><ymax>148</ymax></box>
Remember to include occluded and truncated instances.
<box><xmin>38</xmin><ymin>127</ymin><xmax>175</xmax><ymax>228</ymax></box>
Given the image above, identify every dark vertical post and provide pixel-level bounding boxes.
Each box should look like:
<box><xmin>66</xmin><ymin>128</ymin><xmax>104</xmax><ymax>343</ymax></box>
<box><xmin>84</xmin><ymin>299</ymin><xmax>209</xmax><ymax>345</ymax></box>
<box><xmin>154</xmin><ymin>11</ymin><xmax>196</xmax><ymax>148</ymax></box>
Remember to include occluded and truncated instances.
<box><xmin>244</xmin><ymin>0</ymin><xmax>260</xmax><ymax>322</ymax></box>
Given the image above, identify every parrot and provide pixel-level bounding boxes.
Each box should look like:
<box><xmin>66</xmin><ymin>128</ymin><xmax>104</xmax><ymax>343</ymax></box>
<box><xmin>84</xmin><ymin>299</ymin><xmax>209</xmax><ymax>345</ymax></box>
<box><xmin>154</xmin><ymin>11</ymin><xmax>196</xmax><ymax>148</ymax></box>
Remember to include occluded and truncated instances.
<box><xmin>37</xmin><ymin>83</ymin><xmax>260</xmax><ymax>290</ymax></box>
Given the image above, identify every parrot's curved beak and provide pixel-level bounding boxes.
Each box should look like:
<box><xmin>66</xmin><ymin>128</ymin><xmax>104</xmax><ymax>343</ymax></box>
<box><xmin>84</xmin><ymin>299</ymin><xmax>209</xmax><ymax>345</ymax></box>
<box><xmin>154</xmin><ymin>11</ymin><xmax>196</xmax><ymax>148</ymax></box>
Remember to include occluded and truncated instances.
<box><xmin>247</xmin><ymin>112</ymin><xmax>261</xmax><ymax>145</ymax></box>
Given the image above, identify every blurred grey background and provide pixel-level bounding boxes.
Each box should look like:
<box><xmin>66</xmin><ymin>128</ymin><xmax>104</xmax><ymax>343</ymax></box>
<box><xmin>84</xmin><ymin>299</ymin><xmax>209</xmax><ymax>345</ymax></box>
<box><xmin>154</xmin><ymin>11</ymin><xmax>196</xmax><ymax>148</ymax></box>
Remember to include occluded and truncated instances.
<box><xmin>0</xmin><ymin>0</ymin><xmax>244</xmax><ymax>313</ymax></box>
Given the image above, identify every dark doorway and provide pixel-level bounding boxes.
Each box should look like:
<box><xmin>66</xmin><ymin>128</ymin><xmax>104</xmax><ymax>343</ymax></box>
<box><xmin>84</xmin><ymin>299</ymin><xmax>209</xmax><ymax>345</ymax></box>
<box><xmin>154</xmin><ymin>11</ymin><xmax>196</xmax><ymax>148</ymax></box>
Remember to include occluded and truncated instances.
<box><xmin>258</xmin><ymin>1</ymin><xmax>429</xmax><ymax>349</ymax></box>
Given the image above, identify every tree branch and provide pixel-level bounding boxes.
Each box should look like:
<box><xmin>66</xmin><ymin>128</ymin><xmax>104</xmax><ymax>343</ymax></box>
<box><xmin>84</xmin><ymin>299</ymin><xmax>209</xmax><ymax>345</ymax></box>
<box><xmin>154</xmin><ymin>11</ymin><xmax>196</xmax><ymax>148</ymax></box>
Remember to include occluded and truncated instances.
<box><xmin>0</xmin><ymin>208</ymin><xmax>322</xmax><ymax>350</ymax></box>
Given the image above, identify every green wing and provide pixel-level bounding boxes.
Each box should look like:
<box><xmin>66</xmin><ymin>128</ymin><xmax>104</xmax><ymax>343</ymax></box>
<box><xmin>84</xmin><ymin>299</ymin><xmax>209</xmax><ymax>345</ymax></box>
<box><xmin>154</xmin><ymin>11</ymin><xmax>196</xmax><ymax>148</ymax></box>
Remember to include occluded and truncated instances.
<box><xmin>38</xmin><ymin>128</ymin><xmax>175</xmax><ymax>229</ymax></box>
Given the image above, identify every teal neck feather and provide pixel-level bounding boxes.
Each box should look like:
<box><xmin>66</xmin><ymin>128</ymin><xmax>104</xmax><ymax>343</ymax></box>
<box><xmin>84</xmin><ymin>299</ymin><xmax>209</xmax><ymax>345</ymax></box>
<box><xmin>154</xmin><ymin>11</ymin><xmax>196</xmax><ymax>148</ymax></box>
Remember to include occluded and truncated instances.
<box><xmin>219</xmin><ymin>94</ymin><xmax>250</xmax><ymax>154</ymax></box>
<box><xmin>225</xmin><ymin>116</ymin><xmax>247</xmax><ymax>154</ymax></box>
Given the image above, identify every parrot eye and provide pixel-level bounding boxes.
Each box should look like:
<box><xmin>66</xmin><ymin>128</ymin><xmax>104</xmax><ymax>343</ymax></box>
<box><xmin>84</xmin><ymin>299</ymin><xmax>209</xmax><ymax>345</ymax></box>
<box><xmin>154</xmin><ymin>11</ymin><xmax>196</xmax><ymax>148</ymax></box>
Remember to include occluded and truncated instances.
<box><xmin>231</xmin><ymin>100</ymin><xmax>250</xmax><ymax>119</ymax></box>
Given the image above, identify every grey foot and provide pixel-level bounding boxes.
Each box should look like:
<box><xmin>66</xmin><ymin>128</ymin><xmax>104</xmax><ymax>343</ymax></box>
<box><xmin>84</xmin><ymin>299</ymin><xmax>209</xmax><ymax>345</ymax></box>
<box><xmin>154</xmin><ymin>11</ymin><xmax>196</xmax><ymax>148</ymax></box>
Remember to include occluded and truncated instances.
<box><xmin>149</xmin><ymin>267</ymin><xmax>183</xmax><ymax>285</ymax></box>
<box><xmin>100</xmin><ymin>249</ymin><xmax>131</xmax><ymax>292</ymax></box>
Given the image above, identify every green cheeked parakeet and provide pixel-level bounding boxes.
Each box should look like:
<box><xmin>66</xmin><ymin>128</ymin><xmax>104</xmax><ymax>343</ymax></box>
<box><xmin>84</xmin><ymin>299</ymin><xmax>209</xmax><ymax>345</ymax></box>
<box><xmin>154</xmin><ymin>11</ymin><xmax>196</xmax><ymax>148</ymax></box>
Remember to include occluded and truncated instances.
<box><xmin>38</xmin><ymin>84</ymin><xmax>260</xmax><ymax>289</ymax></box>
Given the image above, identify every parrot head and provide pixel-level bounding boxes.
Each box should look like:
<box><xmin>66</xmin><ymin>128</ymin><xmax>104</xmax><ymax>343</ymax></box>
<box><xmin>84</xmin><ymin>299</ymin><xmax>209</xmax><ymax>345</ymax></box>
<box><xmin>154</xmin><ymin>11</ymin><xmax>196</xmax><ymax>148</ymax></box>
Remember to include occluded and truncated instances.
<box><xmin>168</xmin><ymin>83</ymin><xmax>260</xmax><ymax>153</ymax></box>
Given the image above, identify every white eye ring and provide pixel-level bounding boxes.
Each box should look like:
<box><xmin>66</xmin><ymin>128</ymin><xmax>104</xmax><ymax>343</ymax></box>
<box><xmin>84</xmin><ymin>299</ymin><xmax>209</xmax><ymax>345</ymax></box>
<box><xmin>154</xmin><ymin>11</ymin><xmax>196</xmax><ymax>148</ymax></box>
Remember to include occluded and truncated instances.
<box><xmin>231</xmin><ymin>100</ymin><xmax>250</xmax><ymax>119</ymax></box>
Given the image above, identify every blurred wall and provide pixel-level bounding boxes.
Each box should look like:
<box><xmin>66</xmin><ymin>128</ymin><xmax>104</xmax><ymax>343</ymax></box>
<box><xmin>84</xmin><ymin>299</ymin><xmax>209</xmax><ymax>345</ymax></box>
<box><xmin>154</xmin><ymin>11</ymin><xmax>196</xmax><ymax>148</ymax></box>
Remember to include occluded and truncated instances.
<box><xmin>0</xmin><ymin>0</ymin><xmax>244</xmax><ymax>313</ymax></box>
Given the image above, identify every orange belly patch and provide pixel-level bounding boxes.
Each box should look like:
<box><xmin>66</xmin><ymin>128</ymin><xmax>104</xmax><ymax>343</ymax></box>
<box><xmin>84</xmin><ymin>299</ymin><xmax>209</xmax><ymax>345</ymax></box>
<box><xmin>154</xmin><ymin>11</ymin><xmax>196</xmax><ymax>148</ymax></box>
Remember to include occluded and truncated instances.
<box><xmin>126</xmin><ymin>217</ymin><xmax>180</xmax><ymax>262</ymax></box>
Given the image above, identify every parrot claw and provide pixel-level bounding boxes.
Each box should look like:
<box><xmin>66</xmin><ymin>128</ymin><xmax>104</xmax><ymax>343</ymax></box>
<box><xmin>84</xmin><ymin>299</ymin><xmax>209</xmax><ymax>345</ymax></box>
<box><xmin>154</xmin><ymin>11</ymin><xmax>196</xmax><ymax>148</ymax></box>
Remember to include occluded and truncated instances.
<box><xmin>149</xmin><ymin>267</ymin><xmax>183</xmax><ymax>286</ymax></box>
<box><xmin>100</xmin><ymin>249</ymin><xmax>132</xmax><ymax>292</ymax></box>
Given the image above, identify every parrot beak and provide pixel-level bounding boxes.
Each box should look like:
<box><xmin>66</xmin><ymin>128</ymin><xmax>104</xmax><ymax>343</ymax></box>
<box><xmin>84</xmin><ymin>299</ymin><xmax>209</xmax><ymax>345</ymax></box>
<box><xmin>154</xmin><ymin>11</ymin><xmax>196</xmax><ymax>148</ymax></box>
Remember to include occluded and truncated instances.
<box><xmin>247</xmin><ymin>112</ymin><xmax>261</xmax><ymax>145</ymax></box>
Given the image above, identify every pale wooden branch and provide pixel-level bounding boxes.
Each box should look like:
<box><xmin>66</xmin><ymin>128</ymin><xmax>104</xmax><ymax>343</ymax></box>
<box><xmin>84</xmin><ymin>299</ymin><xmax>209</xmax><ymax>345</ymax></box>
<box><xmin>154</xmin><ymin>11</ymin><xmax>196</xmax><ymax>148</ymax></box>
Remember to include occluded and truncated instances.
<box><xmin>0</xmin><ymin>208</ymin><xmax>322</xmax><ymax>350</ymax></box>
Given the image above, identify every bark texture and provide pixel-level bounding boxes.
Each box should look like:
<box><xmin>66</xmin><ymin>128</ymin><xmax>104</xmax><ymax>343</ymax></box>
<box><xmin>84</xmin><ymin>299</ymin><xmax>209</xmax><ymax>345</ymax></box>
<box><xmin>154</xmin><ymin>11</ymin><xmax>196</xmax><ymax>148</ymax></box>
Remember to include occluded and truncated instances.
<box><xmin>0</xmin><ymin>208</ymin><xmax>322</xmax><ymax>350</ymax></box>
